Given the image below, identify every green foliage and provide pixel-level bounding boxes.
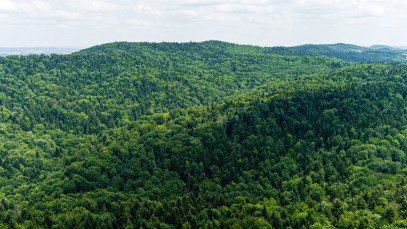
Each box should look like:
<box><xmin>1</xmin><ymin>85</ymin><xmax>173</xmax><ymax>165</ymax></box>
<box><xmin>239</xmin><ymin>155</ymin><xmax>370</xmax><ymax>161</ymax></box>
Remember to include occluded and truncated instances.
<box><xmin>1</xmin><ymin>41</ymin><xmax>407</xmax><ymax>227</ymax></box>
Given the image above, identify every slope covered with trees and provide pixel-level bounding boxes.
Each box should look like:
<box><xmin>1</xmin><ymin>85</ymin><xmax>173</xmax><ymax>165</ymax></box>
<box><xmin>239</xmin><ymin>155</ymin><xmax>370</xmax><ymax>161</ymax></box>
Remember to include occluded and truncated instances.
<box><xmin>0</xmin><ymin>41</ymin><xmax>345</xmax><ymax>135</ymax></box>
<box><xmin>1</xmin><ymin>41</ymin><xmax>407</xmax><ymax>228</ymax></box>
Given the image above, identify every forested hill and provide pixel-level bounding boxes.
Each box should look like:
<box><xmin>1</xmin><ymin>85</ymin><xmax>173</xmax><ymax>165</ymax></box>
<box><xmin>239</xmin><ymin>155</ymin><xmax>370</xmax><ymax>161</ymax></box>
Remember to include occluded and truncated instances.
<box><xmin>2</xmin><ymin>42</ymin><xmax>407</xmax><ymax>228</ymax></box>
<box><xmin>0</xmin><ymin>41</ymin><xmax>345</xmax><ymax>135</ymax></box>
<box><xmin>77</xmin><ymin>41</ymin><xmax>294</xmax><ymax>55</ymax></box>
<box><xmin>79</xmin><ymin>41</ymin><xmax>407</xmax><ymax>64</ymax></box>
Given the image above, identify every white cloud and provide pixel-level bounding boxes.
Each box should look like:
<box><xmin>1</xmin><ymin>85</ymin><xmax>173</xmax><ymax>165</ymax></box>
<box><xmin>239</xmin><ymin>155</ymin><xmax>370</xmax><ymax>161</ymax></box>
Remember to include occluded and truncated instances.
<box><xmin>67</xmin><ymin>0</ymin><xmax>122</xmax><ymax>12</ymax></box>
<box><xmin>0</xmin><ymin>0</ymin><xmax>407</xmax><ymax>46</ymax></box>
<box><xmin>0</xmin><ymin>0</ymin><xmax>17</xmax><ymax>11</ymax></box>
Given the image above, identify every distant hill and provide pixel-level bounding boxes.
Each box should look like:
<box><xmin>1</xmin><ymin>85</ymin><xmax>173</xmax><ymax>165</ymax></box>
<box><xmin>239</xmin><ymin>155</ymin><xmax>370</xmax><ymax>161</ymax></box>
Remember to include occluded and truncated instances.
<box><xmin>369</xmin><ymin>45</ymin><xmax>402</xmax><ymax>51</ymax></box>
<box><xmin>0</xmin><ymin>47</ymin><xmax>80</xmax><ymax>56</ymax></box>
<box><xmin>293</xmin><ymin>43</ymin><xmax>407</xmax><ymax>62</ymax></box>
<box><xmin>6</xmin><ymin>42</ymin><xmax>407</xmax><ymax>62</ymax></box>
<box><xmin>77</xmin><ymin>40</ymin><xmax>304</xmax><ymax>57</ymax></box>
<box><xmin>321</xmin><ymin>43</ymin><xmax>370</xmax><ymax>52</ymax></box>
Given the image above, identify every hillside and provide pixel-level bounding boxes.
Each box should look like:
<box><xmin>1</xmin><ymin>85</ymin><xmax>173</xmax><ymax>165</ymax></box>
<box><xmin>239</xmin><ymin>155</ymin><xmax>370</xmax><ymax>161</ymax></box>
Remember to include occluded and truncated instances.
<box><xmin>0</xmin><ymin>42</ymin><xmax>345</xmax><ymax>135</ymax></box>
<box><xmin>1</xmin><ymin>42</ymin><xmax>407</xmax><ymax>228</ymax></box>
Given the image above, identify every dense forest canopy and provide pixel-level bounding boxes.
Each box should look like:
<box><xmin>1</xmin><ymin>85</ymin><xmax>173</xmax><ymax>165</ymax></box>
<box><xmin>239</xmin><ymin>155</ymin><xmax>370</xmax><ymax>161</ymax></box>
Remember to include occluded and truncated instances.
<box><xmin>1</xmin><ymin>41</ymin><xmax>407</xmax><ymax>228</ymax></box>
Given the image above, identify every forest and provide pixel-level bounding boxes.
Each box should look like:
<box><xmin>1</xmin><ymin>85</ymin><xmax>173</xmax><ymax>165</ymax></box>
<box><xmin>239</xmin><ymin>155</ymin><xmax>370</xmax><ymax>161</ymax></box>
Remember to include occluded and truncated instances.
<box><xmin>1</xmin><ymin>41</ymin><xmax>407</xmax><ymax>228</ymax></box>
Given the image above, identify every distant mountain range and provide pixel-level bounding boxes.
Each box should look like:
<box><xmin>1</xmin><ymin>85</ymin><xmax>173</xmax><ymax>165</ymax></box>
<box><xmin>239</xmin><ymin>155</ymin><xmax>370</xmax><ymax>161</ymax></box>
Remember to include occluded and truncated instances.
<box><xmin>292</xmin><ymin>43</ymin><xmax>407</xmax><ymax>62</ymax></box>
<box><xmin>0</xmin><ymin>47</ymin><xmax>80</xmax><ymax>56</ymax></box>
<box><xmin>369</xmin><ymin>45</ymin><xmax>403</xmax><ymax>51</ymax></box>
<box><xmin>1</xmin><ymin>43</ymin><xmax>407</xmax><ymax>63</ymax></box>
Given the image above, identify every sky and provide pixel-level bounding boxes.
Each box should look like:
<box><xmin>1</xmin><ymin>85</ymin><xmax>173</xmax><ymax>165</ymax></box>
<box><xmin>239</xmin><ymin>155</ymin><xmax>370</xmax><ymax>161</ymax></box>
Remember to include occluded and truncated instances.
<box><xmin>0</xmin><ymin>0</ymin><xmax>406</xmax><ymax>48</ymax></box>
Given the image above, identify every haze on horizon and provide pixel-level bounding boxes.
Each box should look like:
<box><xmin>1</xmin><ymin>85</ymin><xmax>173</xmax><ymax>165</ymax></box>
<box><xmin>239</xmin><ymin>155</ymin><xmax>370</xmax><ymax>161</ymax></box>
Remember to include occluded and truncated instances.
<box><xmin>0</xmin><ymin>0</ymin><xmax>406</xmax><ymax>48</ymax></box>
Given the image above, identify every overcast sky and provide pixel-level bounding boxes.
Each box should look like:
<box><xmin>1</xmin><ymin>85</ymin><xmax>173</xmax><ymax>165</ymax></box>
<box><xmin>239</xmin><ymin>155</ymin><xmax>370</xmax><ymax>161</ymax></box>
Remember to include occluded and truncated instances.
<box><xmin>0</xmin><ymin>0</ymin><xmax>406</xmax><ymax>48</ymax></box>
